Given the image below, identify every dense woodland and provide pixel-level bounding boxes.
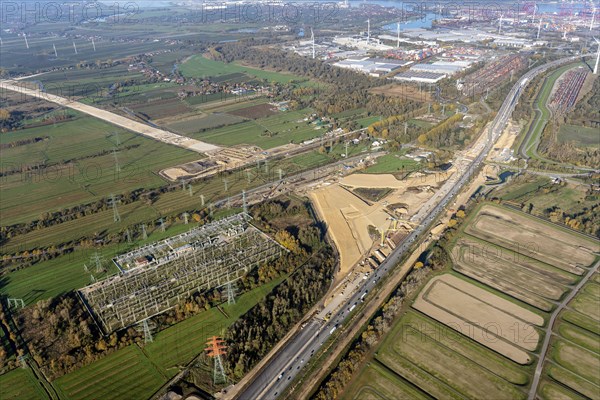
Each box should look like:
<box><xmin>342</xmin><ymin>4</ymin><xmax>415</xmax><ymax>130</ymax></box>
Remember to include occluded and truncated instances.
<box><xmin>222</xmin><ymin>198</ymin><xmax>336</xmax><ymax>379</ymax></box>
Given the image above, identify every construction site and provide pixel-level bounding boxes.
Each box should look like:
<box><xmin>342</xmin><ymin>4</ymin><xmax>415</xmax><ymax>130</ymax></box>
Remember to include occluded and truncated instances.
<box><xmin>79</xmin><ymin>213</ymin><xmax>285</xmax><ymax>333</ymax></box>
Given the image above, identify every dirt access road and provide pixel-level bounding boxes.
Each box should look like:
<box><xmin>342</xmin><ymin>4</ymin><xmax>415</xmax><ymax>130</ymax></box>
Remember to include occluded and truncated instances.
<box><xmin>0</xmin><ymin>80</ymin><xmax>221</xmax><ymax>154</ymax></box>
<box><xmin>528</xmin><ymin>260</ymin><xmax>600</xmax><ymax>400</ymax></box>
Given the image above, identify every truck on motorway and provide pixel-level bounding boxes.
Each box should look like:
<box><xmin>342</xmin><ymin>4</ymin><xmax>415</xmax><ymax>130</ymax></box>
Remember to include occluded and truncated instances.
<box><xmin>360</xmin><ymin>292</ymin><xmax>368</xmax><ymax>302</ymax></box>
<box><xmin>349</xmin><ymin>304</ymin><xmax>356</xmax><ymax>312</ymax></box>
<box><xmin>329</xmin><ymin>325</ymin><xmax>337</xmax><ymax>335</ymax></box>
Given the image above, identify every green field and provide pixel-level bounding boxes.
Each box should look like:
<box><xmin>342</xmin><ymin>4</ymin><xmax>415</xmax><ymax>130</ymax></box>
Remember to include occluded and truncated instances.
<box><xmin>0</xmin><ymin>221</ymin><xmax>202</xmax><ymax>304</ymax></box>
<box><xmin>0</xmin><ymin>114</ymin><xmax>200</xmax><ymax>226</ymax></box>
<box><xmin>166</xmin><ymin>113</ymin><xmax>246</xmax><ymax>134</ymax></box>
<box><xmin>0</xmin><ymin>368</ymin><xmax>48</xmax><ymax>400</ymax></box>
<box><xmin>54</xmin><ymin>345</ymin><xmax>165</xmax><ymax>400</ymax></box>
<box><xmin>363</xmin><ymin>152</ymin><xmax>418</xmax><ymax>174</ymax></box>
<box><xmin>374</xmin><ymin>310</ymin><xmax>530</xmax><ymax>399</ymax></box>
<box><xmin>188</xmin><ymin>108</ymin><xmax>325</xmax><ymax>148</ymax></box>
<box><xmin>53</xmin><ymin>278</ymin><xmax>284</xmax><ymax>399</ymax></box>
<box><xmin>342</xmin><ymin>359</ymin><xmax>429</xmax><ymax>400</ymax></box>
<box><xmin>557</xmin><ymin>124</ymin><xmax>600</xmax><ymax>148</ymax></box>
<box><xmin>180</xmin><ymin>55</ymin><xmax>304</xmax><ymax>84</ymax></box>
<box><xmin>540</xmin><ymin>279</ymin><xmax>600</xmax><ymax>399</ymax></box>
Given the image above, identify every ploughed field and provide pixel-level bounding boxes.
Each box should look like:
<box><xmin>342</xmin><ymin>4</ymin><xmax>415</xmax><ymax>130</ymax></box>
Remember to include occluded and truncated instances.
<box><xmin>344</xmin><ymin>203</ymin><xmax>599</xmax><ymax>400</ymax></box>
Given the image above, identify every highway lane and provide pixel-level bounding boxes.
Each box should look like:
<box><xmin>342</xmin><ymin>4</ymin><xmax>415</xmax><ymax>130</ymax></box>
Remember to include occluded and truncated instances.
<box><xmin>238</xmin><ymin>55</ymin><xmax>586</xmax><ymax>400</ymax></box>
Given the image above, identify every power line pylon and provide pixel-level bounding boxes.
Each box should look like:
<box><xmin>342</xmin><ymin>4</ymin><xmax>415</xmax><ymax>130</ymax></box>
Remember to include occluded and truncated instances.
<box><xmin>91</xmin><ymin>252</ymin><xmax>104</xmax><ymax>273</ymax></box>
<box><xmin>226</xmin><ymin>281</ymin><xmax>236</xmax><ymax>305</ymax></box>
<box><xmin>141</xmin><ymin>223</ymin><xmax>148</xmax><ymax>240</ymax></box>
<box><xmin>142</xmin><ymin>319</ymin><xmax>153</xmax><ymax>343</ymax></box>
<box><xmin>205</xmin><ymin>336</ymin><xmax>227</xmax><ymax>384</ymax></box>
<box><xmin>109</xmin><ymin>194</ymin><xmax>121</xmax><ymax>223</ymax></box>
<box><xmin>242</xmin><ymin>190</ymin><xmax>248</xmax><ymax>214</ymax></box>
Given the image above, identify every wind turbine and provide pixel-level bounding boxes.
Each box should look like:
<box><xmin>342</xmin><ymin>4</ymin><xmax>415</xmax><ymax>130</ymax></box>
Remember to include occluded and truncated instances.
<box><xmin>367</xmin><ymin>19</ymin><xmax>370</xmax><ymax>43</ymax></box>
<box><xmin>537</xmin><ymin>19</ymin><xmax>542</xmax><ymax>39</ymax></box>
<box><xmin>73</xmin><ymin>40</ymin><xmax>78</xmax><ymax>54</ymax></box>
<box><xmin>91</xmin><ymin>37</ymin><xmax>96</xmax><ymax>51</ymax></box>
<box><xmin>498</xmin><ymin>14</ymin><xmax>504</xmax><ymax>34</ymax></box>
<box><xmin>53</xmin><ymin>43</ymin><xmax>58</xmax><ymax>57</ymax></box>
<box><xmin>23</xmin><ymin>33</ymin><xmax>29</xmax><ymax>49</ymax></box>
<box><xmin>311</xmin><ymin>28</ymin><xmax>315</xmax><ymax>59</ymax></box>
<box><xmin>593</xmin><ymin>37</ymin><xmax>600</xmax><ymax>75</ymax></box>
<box><xmin>591</xmin><ymin>8</ymin><xmax>596</xmax><ymax>31</ymax></box>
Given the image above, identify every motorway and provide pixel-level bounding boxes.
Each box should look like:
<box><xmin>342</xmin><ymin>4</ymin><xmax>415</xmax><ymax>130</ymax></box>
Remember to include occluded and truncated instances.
<box><xmin>236</xmin><ymin>55</ymin><xmax>586</xmax><ymax>400</ymax></box>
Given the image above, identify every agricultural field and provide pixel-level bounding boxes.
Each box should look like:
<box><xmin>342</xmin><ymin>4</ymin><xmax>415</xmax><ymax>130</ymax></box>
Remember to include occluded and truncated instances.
<box><xmin>374</xmin><ymin>309</ymin><xmax>531</xmax><ymax>399</ymax></box>
<box><xmin>52</xmin><ymin>278</ymin><xmax>284</xmax><ymax>399</ymax></box>
<box><xmin>54</xmin><ymin>345</ymin><xmax>166</xmax><ymax>400</ymax></box>
<box><xmin>165</xmin><ymin>113</ymin><xmax>246</xmax><ymax>135</ymax></box>
<box><xmin>187</xmin><ymin>108</ymin><xmax>324</xmax><ymax>148</ymax></box>
<box><xmin>0</xmin><ymin>368</ymin><xmax>48</xmax><ymax>400</ymax></box>
<box><xmin>342</xmin><ymin>357</ymin><xmax>429</xmax><ymax>400</ymax></box>
<box><xmin>0</xmin><ymin>140</ymin><xmax>363</xmax><ymax>303</ymax></box>
<box><xmin>557</xmin><ymin>124</ymin><xmax>600</xmax><ymax>148</ymax></box>
<box><xmin>539</xmin><ymin>277</ymin><xmax>600</xmax><ymax>399</ymax></box>
<box><xmin>179</xmin><ymin>55</ymin><xmax>304</xmax><ymax>84</ymax></box>
<box><xmin>464</xmin><ymin>204</ymin><xmax>597</xmax><ymax>274</ymax></box>
<box><xmin>451</xmin><ymin>236</ymin><xmax>576</xmax><ymax>311</ymax></box>
<box><xmin>362</xmin><ymin>152</ymin><xmax>419</xmax><ymax>175</ymax></box>
<box><xmin>412</xmin><ymin>274</ymin><xmax>542</xmax><ymax>364</ymax></box>
<box><xmin>0</xmin><ymin>114</ymin><xmax>200</xmax><ymax>226</ymax></box>
<box><xmin>345</xmin><ymin>203</ymin><xmax>599</xmax><ymax>400</ymax></box>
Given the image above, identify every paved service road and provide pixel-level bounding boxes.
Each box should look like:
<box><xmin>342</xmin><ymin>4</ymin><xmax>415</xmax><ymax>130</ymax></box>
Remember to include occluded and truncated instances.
<box><xmin>528</xmin><ymin>259</ymin><xmax>600</xmax><ymax>400</ymax></box>
<box><xmin>0</xmin><ymin>80</ymin><xmax>221</xmax><ymax>154</ymax></box>
<box><xmin>236</xmin><ymin>55</ymin><xmax>588</xmax><ymax>400</ymax></box>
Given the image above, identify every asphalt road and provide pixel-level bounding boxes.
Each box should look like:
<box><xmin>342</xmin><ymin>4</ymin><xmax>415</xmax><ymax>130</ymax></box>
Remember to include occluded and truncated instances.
<box><xmin>237</xmin><ymin>55</ymin><xmax>587</xmax><ymax>400</ymax></box>
<box><xmin>528</xmin><ymin>259</ymin><xmax>600</xmax><ymax>400</ymax></box>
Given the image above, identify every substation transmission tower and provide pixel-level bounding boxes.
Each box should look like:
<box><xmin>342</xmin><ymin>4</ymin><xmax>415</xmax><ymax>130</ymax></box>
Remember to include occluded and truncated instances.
<box><xmin>226</xmin><ymin>280</ymin><xmax>237</xmax><ymax>305</ymax></box>
<box><xmin>205</xmin><ymin>336</ymin><xmax>228</xmax><ymax>384</ymax></box>
<box><xmin>109</xmin><ymin>194</ymin><xmax>121</xmax><ymax>223</ymax></box>
<box><xmin>6</xmin><ymin>298</ymin><xmax>25</xmax><ymax>309</ymax></box>
<box><xmin>142</xmin><ymin>319</ymin><xmax>153</xmax><ymax>343</ymax></box>
<box><xmin>90</xmin><ymin>252</ymin><xmax>104</xmax><ymax>273</ymax></box>
<box><xmin>242</xmin><ymin>190</ymin><xmax>248</xmax><ymax>214</ymax></box>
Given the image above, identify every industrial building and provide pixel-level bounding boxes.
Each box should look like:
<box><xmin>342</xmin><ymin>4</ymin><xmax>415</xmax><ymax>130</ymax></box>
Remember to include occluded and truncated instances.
<box><xmin>411</xmin><ymin>60</ymin><xmax>473</xmax><ymax>75</ymax></box>
<box><xmin>333</xmin><ymin>57</ymin><xmax>410</xmax><ymax>76</ymax></box>
<box><xmin>394</xmin><ymin>71</ymin><xmax>446</xmax><ymax>83</ymax></box>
